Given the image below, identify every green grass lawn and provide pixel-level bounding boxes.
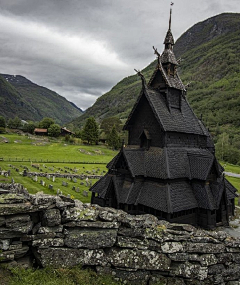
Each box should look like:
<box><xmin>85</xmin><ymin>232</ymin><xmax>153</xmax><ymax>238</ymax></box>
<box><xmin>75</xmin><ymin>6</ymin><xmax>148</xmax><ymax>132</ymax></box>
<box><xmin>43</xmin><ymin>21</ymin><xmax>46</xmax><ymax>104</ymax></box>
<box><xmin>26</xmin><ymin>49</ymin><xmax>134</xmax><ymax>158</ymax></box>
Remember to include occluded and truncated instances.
<box><xmin>0</xmin><ymin>134</ymin><xmax>116</xmax><ymax>163</ymax></box>
<box><xmin>221</xmin><ymin>161</ymin><xmax>240</xmax><ymax>174</ymax></box>
<box><xmin>0</xmin><ymin>134</ymin><xmax>116</xmax><ymax>202</ymax></box>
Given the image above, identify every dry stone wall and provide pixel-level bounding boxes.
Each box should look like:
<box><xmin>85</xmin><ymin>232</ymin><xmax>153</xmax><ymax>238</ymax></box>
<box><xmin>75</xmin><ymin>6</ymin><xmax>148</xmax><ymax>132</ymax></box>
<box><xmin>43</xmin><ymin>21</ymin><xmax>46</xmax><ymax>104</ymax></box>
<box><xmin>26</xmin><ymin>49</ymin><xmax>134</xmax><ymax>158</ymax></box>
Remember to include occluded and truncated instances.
<box><xmin>0</xmin><ymin>183</ymin><xmax>240</xmax><ymax>285</ymax></box>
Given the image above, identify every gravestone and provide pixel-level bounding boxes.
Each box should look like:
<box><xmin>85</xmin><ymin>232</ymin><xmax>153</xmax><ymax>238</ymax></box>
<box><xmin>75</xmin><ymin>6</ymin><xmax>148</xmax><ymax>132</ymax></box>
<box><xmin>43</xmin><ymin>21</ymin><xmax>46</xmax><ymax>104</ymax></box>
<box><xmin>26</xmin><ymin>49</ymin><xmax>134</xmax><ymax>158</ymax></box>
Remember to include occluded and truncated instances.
<box><xmin>76</xmin><ymin>187</ymin><xmax>80</xmax><ymax>193</ymax></box>
<box><xmin>72</xmin><ymin>186</ymin><xmax>76</xmax><ymax>191</ymax></box>
<box><xmin>23</xmin><ymin>169</ymin><xmax>27</xmax><ymax>177</ymax></box>
<box><xmin>49</xmin><ymin>184</ymin><xmax>53</xmax><ymax>190</ymax></box>
<box><xmin>73</xmin><ymin>178</ymin><xmax>77</xmax><ymax>183</ymax></box>
<box><xmin>47</xmin><ymin>174</ymin><xmax>50</xmax><ymax>180</ymax></box>
<box><xmin>62</xmin><ymin>181</ymin><xmax>66</xmax><ymax>187</ymax></box>
<box><xmin>83</xmin><ymin>191</ymin><xmax>88</xmax><ymax>197</ymax></box>
<box><xmin>52</xmin><ymin>176</ymin><xmax>55</xmax><ymax>182</ymax></box>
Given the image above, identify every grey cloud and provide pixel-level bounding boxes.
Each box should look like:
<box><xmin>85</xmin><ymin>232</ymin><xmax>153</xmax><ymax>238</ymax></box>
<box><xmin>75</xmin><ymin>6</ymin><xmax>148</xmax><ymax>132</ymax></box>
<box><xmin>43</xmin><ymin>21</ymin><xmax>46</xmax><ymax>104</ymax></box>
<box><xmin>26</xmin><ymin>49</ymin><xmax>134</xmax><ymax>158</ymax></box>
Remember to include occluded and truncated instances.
<box><xmin>0</xmin><ymin>0</ymin><xmax>240</xmax><ymax>110</ymax></box>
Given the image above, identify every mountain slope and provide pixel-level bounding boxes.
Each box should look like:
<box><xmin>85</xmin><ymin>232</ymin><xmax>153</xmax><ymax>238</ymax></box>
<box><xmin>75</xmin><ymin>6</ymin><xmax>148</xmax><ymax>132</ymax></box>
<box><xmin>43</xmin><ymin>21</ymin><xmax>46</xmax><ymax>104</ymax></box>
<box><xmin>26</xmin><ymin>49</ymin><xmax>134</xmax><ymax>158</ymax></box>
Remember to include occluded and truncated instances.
<box><xmin>0</xmin><ymin>74</ymin><xmax>83</xmax><ymax>125</ymax></box>
<box><xmin>70</xmin><ymin>13</ymin><xmax>240</xmax><ymax>130</ymax></box>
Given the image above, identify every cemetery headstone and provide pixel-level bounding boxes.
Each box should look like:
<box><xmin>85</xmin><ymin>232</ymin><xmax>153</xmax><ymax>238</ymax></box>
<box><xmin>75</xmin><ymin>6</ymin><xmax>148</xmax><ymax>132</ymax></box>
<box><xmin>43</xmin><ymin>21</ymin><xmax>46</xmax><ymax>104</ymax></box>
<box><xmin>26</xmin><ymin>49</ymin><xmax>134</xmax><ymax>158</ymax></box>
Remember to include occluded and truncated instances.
<box><xmin>52</xmin><ymin>176</ymin><xmax>55</xmax><ymax>182</ymax></box>
<box><xmin>83</xmin><ymin>191</ymin><xmax>88</xmax><ymax>197</ymax></box>
<box><xmin>72</xmin><ymin>186</ymin><xmax>76</xmax><ymax>191</ymax></box>
<box><xmin>49</xmin><ymin>184</ymin><xmax>53</xmax><ymax>190</ymax></box>
<box><xmin>76</xmin><ymin>187</ymin><xmax>80</xmax><ymax>193</ymax></box>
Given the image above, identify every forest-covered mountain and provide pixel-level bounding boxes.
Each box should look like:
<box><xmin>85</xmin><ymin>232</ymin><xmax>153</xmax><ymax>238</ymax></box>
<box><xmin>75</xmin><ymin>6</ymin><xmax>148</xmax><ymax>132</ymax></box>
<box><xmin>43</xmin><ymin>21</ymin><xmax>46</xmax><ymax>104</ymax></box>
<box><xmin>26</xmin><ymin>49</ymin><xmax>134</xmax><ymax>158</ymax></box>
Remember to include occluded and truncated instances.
<box><xmin>0</xmin><ymin>74</ymin><xmax>83</xmax><ymax>125</ymax></box>
<box><xmin>69</xmin><ymin>13</ymin><xmax>240</xmax><ymax>163</ymax></box>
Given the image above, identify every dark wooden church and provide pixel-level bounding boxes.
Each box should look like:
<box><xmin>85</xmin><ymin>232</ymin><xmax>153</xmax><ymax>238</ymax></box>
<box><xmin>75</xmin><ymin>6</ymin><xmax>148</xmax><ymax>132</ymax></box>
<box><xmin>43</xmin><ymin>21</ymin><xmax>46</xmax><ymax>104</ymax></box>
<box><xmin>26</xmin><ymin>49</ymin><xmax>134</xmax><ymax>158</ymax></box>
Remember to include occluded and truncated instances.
<box><xmin>90</xmin><ymin>9</ymin><xmax>237</xmax><ymax>229</ymax></box>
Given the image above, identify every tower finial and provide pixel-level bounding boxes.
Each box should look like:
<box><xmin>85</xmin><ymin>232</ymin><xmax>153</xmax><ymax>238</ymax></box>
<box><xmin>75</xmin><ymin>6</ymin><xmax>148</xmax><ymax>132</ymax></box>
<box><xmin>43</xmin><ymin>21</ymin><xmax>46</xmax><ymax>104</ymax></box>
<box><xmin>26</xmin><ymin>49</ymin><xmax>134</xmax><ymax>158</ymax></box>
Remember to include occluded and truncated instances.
<box><xmin>169</xmin><ymin>2</ymin><xmax>174</xmax><ymax>30</ymax></box>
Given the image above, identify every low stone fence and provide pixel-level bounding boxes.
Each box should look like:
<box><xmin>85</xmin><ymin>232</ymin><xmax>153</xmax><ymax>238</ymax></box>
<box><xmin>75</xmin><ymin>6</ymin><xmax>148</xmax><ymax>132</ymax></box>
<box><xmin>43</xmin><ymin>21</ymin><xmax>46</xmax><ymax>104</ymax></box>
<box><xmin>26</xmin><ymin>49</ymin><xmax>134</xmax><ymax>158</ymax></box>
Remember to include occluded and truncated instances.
<box><xmin>26</xmin><ymin>172</ymin><xmax>102</xmax><ymax>179</ymax></box>
<box><xmin>0</xmin><ymin>183</ymin><xmax>240</xmax><ymax>284</ymax></box>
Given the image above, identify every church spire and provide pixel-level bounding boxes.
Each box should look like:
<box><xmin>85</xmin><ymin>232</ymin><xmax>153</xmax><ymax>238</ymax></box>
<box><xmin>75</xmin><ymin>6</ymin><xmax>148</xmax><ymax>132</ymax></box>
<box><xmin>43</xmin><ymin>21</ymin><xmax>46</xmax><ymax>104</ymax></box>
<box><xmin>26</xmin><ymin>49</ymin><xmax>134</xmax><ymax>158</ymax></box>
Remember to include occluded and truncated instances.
<box><xmin>164</xmin><ymin>5</ymin><xmax>175</xmax><ymax>47</ymax></box>
<box><xmin>169</xmin><ymin>5</ymin><xmax>172</xmax><ymax>31</ymax></box>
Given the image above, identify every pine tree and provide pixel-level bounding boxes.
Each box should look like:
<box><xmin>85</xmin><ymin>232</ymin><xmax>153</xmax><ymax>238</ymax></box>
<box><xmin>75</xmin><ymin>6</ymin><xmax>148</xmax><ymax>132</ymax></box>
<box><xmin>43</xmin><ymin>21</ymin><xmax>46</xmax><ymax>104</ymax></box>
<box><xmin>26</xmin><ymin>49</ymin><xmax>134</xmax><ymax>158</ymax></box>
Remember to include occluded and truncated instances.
<box><xmin>107</xmin><ymin>125</ymin><xmax>121</xmax><ymax>150</ymax></box>
<box><xmin>81</xmin><ymin>117</ymin><xmax>99</xmax><ymax>144</ymax></box>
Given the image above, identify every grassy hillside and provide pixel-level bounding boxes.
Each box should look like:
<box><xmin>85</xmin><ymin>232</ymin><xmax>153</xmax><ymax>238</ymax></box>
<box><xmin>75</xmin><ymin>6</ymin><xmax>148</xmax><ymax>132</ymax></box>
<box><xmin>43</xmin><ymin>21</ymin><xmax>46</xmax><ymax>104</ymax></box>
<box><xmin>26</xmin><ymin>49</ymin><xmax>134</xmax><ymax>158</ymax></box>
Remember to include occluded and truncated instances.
<box><xmin>0</xmin><ymin>75</ymin><xmax>38</xmax><ymax>121</ymax></box>
<box><xmin>0</xmin><ymin>74</ymin><xmax>83</xmax><ymax>125</ymax></box>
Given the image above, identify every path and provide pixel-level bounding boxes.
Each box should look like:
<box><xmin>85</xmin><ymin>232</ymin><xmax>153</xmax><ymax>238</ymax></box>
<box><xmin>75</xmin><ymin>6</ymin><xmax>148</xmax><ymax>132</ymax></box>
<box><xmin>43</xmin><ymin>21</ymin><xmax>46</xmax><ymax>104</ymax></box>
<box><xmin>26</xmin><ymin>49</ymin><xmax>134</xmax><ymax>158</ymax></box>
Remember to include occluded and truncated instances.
<box><xmin>224</xmin><ymin>171</ymin><xmax>240</xmax><ymax>178</ymax></box>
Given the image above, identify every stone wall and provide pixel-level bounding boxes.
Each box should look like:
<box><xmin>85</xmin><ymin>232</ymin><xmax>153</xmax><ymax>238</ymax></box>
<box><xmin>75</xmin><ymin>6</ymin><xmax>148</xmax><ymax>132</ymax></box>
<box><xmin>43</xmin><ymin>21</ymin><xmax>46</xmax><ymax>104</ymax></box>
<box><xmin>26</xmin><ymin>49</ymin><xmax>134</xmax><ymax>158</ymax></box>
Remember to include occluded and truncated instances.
<box><xmin>0</xmin><ymin>183</ymin><xmax>240</xmax><ymax>285</ymax></box>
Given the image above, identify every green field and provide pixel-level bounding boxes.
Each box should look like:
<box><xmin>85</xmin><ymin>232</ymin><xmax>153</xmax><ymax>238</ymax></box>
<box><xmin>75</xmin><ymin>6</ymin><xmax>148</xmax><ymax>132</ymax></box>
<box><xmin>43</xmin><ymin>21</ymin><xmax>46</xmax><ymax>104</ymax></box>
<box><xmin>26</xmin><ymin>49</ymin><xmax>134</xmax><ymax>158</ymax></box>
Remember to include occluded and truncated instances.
<box><xmin>0</xmin><ymin>133</ymin><xmax>240</xmax><ymax>203</ymax></box>
<box><xmin>0</xmin><ymin>134</ymin><xmax>116</xmax><ymax>202</ymax></box>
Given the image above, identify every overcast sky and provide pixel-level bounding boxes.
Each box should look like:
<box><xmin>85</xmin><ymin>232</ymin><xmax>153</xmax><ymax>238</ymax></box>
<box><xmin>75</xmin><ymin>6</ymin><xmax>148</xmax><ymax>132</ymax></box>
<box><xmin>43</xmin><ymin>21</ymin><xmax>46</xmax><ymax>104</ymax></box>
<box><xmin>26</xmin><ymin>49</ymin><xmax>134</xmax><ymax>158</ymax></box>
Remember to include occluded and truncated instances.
<box><xmin>0</xmin><ymin>0</ymin><xmax>239</xmax><ymax>110</ymax></box>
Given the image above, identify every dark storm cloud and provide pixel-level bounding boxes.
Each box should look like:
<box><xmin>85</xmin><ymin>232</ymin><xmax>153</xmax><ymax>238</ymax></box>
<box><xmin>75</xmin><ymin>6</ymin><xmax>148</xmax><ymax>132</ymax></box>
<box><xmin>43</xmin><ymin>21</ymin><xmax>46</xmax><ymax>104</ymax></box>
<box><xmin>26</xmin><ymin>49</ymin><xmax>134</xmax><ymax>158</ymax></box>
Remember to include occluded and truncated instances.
<box><xmin>0</xmin><ymin>0</ymin><xmax>239</xmax><ymax>109</ymax></box>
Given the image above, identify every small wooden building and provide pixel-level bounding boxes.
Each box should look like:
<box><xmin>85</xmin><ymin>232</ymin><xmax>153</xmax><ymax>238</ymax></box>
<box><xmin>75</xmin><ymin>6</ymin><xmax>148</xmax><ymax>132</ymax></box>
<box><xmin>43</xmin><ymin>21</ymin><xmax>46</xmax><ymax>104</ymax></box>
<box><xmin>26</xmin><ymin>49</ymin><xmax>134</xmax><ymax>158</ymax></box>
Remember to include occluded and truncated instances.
<box><xmin>60</xmin><ymin>127</ymin><xmax>74</xmax><ymax>136</ymax></box>
<box><xmin>34</xmin><ymin>128</ymin><xmax>48</xmax><ymax>136</ymax></box>
<box><xmin>90</xmin><ymin>10</ymin><xmax>237</xmax><ymax>229</ymax></box>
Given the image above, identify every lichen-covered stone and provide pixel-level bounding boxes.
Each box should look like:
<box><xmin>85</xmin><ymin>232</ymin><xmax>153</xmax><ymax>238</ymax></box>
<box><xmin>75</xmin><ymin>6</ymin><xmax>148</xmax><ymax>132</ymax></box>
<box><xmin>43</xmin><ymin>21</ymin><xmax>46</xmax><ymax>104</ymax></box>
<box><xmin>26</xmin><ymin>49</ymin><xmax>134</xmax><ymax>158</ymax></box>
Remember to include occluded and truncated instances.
<box><xmin>118</xmin><ymin>227</ymin><xmax>146</xmax><ymax>238</ymax></box>
<box><xmin>0</xmin><ymin>245</ymin><xmax>29</xmax><ymax>261</ymax></box>
<box><xmin>0</xmin><ymin>193</ymin><xmax>27</xmax><ymax>204</ymax></box>
<box><xmin>32</xmin><ymin>238</ymin><xmax>64</xmax><ymax>248</ymax></box>
<box><xmin>144</xmin><ymin>225</ymin><xmax>166</xmax><ymax>242</ymax></box>
<box><xmin>168</xmin><ymin>253</ymin><xmax>200</xmax><ymax>262</ymax></box>
<box><xmin>199</xmin><ymin>254</ymin><xmax>218</xmax><ymax>266</ymax></box>
<box><xmin>208</xmin><ymin>264</ymin><xmax>225</xmax><ymax>275</ymax></box>
<box><xmin>161</xmin><ymin>242</ymin><xmax>183</xmax><ymax>253</ymax></box>
<box><xmin>116</xmin><ymin>236</ymin><xmax>149</xmax><ymax>249</ymax></box>
<box><xmin>64</xmin><ymin>228</ymin><xmax>117</xmax><ymax>249</ymax></box>
<box><xmin>62</xmin><ymin>206</ymin><xmax>98</xmax><ymax>222</ymax></box>
<box><xmin>42</xmin><ymin>209</ymin><xmax>61</xmax><ymax>227</ymax></box>
<box><xmin>216</xmin><ymin>253</ymin><xmax>233</xmax><ymax>264</ymax></box>
<box><xmin>222</xmin><ymin>264</ymin><xmax>240</xmax><ymax>281</ymax></box>
<box><xmin>38</xmin><ymin>225</ymin><xmax>63</xmax><ymax>234</ymax></box>
<box><xmin>171</xmin><ymin>261</ymin><xmax>208</xmax><ymax>280</ymax></box>
<box><xmin>185</xmin><ymin>242</ymin><xmax>225</xmax><ymax>253</ymax></box>
<box><xmin>97</xmin><ymin>266</ymin><xmax>150</xmax><ymax>285</ymax></box>
<box><xmin>35</xmin><ymin>248</ymin><xmax>107</xmax><ymax>267</ymax></box>
<box><xmin>108</xmin><ymin>248</ymin><xmax>171</xmax><ymax>270</ymax></box>
<box><xmin>67</xmin><ymin>221</ymin><xmax>120</xmax><ymax>229</ymax></box>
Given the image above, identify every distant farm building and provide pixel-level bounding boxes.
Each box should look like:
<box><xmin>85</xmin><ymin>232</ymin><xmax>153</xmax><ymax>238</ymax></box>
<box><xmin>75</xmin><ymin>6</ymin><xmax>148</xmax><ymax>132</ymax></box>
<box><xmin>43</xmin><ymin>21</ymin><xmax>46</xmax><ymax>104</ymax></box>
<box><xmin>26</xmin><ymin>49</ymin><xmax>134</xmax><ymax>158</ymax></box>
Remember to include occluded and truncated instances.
<box><xmin>60</xmin><ymin>127</ymin><xmax>74</xmax><ymax>136</ymax></box>
<box><xmin>34</xmin><ymin>128</ymin><xmax>48</xmax><ymax>136</ymax></box>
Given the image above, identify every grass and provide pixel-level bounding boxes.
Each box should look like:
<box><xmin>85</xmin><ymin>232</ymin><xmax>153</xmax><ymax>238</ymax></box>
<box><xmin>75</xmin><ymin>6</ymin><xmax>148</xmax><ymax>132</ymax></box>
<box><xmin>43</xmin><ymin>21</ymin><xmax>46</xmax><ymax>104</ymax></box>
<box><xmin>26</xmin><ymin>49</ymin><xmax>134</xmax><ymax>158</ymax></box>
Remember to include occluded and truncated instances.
<box><xmin>221</xmin><ymin>161</ymin><xmax>240</xmax><ymax>174</ymax></box>
<box><xmin>0</xmin><ymin>265</ymin><xmax>121</xmax><ymax>285</ymax></box>
<box><xmin>0</xmin><ymin>134</ymin><xmax>116</xmax><ymax>163</ymax></box>
<box><xmin>0</xmin><ymin>134</ymin><xmax>116</xmax><ymax>202</ymax></box>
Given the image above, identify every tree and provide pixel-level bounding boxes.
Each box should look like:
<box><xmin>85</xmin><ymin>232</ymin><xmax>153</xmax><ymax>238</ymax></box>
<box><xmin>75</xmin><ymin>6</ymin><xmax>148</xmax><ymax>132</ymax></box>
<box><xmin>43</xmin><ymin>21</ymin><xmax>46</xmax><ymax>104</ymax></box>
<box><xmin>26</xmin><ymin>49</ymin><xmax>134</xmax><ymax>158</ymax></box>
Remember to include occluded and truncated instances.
<box><xmin>8</xmin><ymin>116</ymin><xmax>22</xmax><ymax>129</ymax></box>
<box><xmin>48</xmin><ymin>124</ymin><xmax>61</xmax><ymax>137</ymax></box>
<box><xmin>23</xmin><ymin>121</ymin><xmax>37</xmax><ymax>134</ymax></box>
<box><xmin>81</xmin><ymin>117</ymin><xmax>99</xmax><ymax>144</ymax></box>
<box><xmin>100</xmin><ymin>117</ymin><xmax>122</xmax><ymax>134</ymax></box>
<box><xmin>0</xmin><ymin>116</ymin><xmax>6</xmax><ymax>128</ymax></box>
<box><xmin>107</xmin><ymin>125</ymin><xmax>121</xmax><ymax>150</ymax></box>
<box><xmin>39</xmin><ymin>117</ymin><xmax>55</xmax><ymax>129</ymax></box>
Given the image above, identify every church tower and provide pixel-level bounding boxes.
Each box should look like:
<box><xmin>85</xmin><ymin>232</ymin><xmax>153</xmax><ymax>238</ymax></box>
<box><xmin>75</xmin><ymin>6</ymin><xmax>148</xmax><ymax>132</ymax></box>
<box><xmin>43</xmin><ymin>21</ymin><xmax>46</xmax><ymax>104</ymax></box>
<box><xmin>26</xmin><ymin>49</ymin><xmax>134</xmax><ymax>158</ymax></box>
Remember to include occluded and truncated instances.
<box><xmin>90</xmin><ymin>8</ymin><xmax>237</xmax><ymax>229</ymax></box>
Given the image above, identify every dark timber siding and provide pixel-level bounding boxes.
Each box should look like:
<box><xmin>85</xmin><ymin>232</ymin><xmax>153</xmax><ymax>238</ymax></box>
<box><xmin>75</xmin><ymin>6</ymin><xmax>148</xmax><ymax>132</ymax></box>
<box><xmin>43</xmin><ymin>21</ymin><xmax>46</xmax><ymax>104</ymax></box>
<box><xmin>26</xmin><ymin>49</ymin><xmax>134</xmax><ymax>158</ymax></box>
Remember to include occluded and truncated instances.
<box><xmin>127</xmin><ymin>95</ymin><xmax>164</xmax><ymax>147</ymax></box>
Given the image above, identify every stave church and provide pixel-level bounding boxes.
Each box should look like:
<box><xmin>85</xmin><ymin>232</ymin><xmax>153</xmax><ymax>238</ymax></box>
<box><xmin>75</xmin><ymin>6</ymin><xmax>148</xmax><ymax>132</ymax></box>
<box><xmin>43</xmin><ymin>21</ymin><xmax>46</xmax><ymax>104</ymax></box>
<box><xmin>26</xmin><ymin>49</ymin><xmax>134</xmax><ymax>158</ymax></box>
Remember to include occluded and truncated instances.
<box><xmin>90</xmin><ymin>8</ymin><xmax>237</xmax><ymax>229</ymax></box>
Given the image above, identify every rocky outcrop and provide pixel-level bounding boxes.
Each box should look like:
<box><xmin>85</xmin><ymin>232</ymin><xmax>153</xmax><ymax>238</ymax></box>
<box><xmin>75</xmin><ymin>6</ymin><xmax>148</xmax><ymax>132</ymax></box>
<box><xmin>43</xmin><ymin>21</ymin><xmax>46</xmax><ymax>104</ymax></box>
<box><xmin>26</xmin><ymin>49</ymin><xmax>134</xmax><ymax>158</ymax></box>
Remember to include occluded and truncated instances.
<box><xmin>0</xmin><ymin>183</ymin><xmax>240</xmax><ymax>284</ymax></box>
